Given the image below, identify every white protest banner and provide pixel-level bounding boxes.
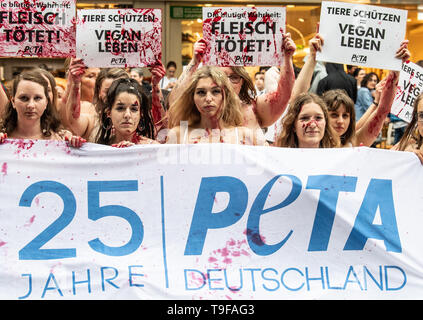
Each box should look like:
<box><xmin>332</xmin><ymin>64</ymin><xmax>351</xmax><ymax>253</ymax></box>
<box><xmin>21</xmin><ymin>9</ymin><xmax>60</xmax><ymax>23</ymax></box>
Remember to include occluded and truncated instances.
<box><xmin>202</xmin><ymin>7</ymin><xmax>285</xmax><ymax>66</ymax></box>
<box><xmin>0</xmin><ymin>0</ymin><xmax>76</xmax><ymax>57</ymax></box>
<box><xmin>0</xmin><ymin>140</ymin><xmax>423</xmax><ymax>300</ymax></box>
<box><xmin>76</xmin><ymin>9</ymin><xmax>161</xmax><ymax>68</ymax></box>
<box><xmin>391</xmin><ymin>61</ymin><xmax>423</xmax><ymax>122</ymax></box>
<box><xmin>316</xmin><ymin>1</ymin><xmax>407</xmax><ymax>71</ymax></box>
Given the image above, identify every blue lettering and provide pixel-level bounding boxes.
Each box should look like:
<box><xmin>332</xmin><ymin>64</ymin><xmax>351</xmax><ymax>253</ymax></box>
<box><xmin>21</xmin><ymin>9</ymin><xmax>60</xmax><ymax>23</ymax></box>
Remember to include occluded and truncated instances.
<box><xmin>344</xmin><ymin>179</ymin><xmax>401</xmax><ymax>252</ymax></box>
<box><xmin>307</xmin><ymin>175</ymin><xmax>357</xmax><ymax>251</ymax></box>
<box><xmin>184</xmin><ymin>176</ymin><xmax>248</xmax><ymax>255</ymax></box>
<box><xmin>247</xmin><ymin>175</ymin><xmax>301</xmax><ymax>255</ymax></box>
<box><xmin>184</xmin><ymin>269</ymin><xmax>206</xmax><ymax>290</ymax></box>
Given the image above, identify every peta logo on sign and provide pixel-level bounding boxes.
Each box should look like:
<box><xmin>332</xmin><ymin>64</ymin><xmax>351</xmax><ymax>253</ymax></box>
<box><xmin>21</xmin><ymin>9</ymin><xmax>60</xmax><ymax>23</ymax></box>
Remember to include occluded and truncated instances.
<box><xmin>351</xmin><ymin>54</ymin><xmax>367</xmax><ymax>64</ymax></box>
<box><xmin>110</xmin><ymin>57</ymin><xmax>126</xmax><ymax>65</ymax></box>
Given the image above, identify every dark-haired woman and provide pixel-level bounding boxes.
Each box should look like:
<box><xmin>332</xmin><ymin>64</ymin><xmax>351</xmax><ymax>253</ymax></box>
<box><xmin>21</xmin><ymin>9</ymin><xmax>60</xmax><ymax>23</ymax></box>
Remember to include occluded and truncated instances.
<box><xmin>95</xmin><ymin>78</ymin><xmax>157</xmax><ymax>147</ymax></box>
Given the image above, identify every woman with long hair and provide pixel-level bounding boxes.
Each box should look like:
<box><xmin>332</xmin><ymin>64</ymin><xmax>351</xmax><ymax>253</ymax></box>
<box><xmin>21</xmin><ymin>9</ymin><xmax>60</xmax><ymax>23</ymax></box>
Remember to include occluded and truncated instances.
<box><xmin>0</xmin><ymin>69</ymin><xmax>84</xmax><ymax>147</ymax></box>
<box><xmin>275</xmin><ymin>92</ymin><xmax>339</xmax><ymax>148</ymax></box>
<box><xmin>166</xmin><ymin>66</ymin><xmax>266</xmax><ymax>145</ymax></box>
<box><xmin>391</xmin><ymin>93</ymin><xmax>423</xmax><ymax>164</ymax></box>
<box><xmin>95</xmin><ymin>78</ymin><xmax>157</xmax><ymax>147</ymax></box>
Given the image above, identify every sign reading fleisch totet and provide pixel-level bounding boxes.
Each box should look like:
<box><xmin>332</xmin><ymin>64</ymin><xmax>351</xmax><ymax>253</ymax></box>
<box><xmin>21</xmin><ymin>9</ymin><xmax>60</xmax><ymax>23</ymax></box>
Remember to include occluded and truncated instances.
<box><xmin>0</xmin><ymin>0</ymin><xmax>76</xmax><ymax>58</ymax></box>
<box><xmin>317</xmin><ymin>1</ymin><xmax>407</xmax><ymax>71</ymax></box>
<box><xmin>202</xmin><ymin>7</ymin><xmax>286</xmax><ymax>66</ymax></box>
<box><xmin>76</xmin><ymin>8</ymin><xmax>162</xmax><ymax>67</ymax></box>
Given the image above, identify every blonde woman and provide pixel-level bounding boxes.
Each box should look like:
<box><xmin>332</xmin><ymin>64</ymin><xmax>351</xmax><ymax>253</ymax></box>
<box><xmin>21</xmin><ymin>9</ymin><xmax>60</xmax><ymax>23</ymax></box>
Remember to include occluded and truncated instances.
<box><xmin>166</xmin><ymin>66</ymin><xmax>266</xmax><ymax>145</ymax></box>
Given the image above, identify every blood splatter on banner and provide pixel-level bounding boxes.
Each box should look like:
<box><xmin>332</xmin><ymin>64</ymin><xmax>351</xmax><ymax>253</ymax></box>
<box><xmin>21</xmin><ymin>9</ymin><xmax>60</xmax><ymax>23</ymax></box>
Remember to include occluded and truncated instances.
<box><xmin>76</xmin><ymin>9</ymin><xmax>162</xmax><ymax>68</ymax></box>
<box><xmin>0</xmin><ymin>0</ymin><xmax>76</xmax><ymax>58</ymax></box>
<box><xmin>202</xmin><ymin>7</ymin><xmax>286</xmax><ymax>66</ymax></box>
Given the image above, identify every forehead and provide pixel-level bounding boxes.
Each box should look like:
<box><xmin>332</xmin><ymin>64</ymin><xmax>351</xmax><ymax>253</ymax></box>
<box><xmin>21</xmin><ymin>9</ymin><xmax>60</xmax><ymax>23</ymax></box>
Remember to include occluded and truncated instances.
<box><xmin>220</xmin><ymin>67</ymin><xmax>234</xmax><ymax>76</ymax></box>
<box><xmin>16</xmin><ymin>79</ymin><xmax>45</xmax><ymax>93</ymax></box>
<box><xmin>196</xmin><ymin>77</ymin><xmax>218</xmax><ymax>88</ymax></box>
<box><xmin>114</xmin><ymin>91</ymin><xmax>139</xmax><ymax>103</ymax></box>
<box><xmin>329</xmin><ymin>104</ymin><xmax>349</xmax><ymax>114</ymax></box>
<box><xmin>85</xmin><ymin>68</ymin><xmax>100</xmax><ymax>76</ymax></box>
<box><xmin>299</xmin><ymin>102</ymin><xmax>324</xmax><ymax>115</ymax></box>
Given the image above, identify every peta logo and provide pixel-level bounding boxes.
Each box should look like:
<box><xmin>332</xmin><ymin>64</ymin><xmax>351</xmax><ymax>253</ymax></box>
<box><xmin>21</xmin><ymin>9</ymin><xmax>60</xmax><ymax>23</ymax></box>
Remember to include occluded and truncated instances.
<box><xmin>110</xmin><ymin>57</ymin><xmax>126</xmax><ymax>65</ymax></box>
<box><xmin>351</xmin><ymin>54</ymin><xmax>367</xmax><ymax>64</ymax></box>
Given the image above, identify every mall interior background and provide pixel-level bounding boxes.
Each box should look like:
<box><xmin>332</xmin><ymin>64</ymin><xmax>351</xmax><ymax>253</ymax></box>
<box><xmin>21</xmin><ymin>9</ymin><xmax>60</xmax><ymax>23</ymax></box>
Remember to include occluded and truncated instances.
<box><xmin>0</xmin><ymin>0</ymin><xmax>422</xmax><ymax>82</ymax></box>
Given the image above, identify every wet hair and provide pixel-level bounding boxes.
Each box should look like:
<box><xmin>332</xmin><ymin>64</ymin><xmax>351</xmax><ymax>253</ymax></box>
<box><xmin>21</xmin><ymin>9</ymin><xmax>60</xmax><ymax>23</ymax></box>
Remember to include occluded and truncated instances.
<box><xmin>1</xmin><ymin>69</ymin><xmax>61</xmax><ymax>137</ymax></box>
<box><xmin>397</xmin><ymin>93</ymin><xmax>423</xmax><ymax>151</ymax></box>
<box><xmin>93</xmin><ymin>68</ymin><xmax>129</xmax><ymax>113</ymax></box>
<box><xmin>33</xmin><ymin>67</ymin><xmax>58</xmax><ymax>110</ymax></box>
<box><xmin>275</xmin><ymin>92</ymin><xmax>339</xmax><ymax>148</ymax></box>
<box><xmin>167</xmin><ymin>66</ymin><xmax>243</xmax><ymax>128</ymax></box>
<box><xmin>360</xmin><ymin>72</ymin><xmax>379</xmax><ymax>89</ymax></box>
<box><xmin>95</xmin><ymin>78</ymin><xmax>155</xmax><ymax>145</ymax></box>
<box><xmin>322</xmin><ymin>89</ymin><xmax>356</xmax><ymax>146</ymax></box>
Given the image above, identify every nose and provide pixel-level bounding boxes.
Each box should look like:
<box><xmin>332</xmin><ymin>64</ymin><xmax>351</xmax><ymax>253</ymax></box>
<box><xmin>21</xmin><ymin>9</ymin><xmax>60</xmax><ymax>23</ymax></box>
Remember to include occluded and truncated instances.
<box><xmin>205</xmin><ymin>91</ymin><xmax>213</xmax><ymax>102</ymax></box>
<box><xmin>124</xmin><ymin>108</ymin><xmax>131</xmax><ymax>118</ymax></box>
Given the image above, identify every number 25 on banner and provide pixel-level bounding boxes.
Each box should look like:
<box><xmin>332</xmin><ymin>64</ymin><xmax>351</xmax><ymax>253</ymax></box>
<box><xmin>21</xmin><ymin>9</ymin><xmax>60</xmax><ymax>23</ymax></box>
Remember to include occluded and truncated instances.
<box><xmin>18</xmin><ymin>180</ymin><xmax>143</xmax><ymax>260</ymax></box>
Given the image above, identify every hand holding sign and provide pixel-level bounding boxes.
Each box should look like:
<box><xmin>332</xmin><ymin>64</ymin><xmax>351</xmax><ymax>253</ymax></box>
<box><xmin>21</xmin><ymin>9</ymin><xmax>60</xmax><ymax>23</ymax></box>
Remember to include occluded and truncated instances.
<box><xmin>68</xmin><ymin>58</ymin><xmax>86</xmax><ymax>85</ymax></box>
<box><xmin>150</xmin><ymin>61</ymin><xmax>166</xmax><ymax>87</ymax></box>
<box><xmin>193</xmin><ymin>38</ymin><xmax>208</xmax><ymax>64</ymax></box>
<box><xmin>395</xmin><ymin>40</ymin><xmax>410</xmax><ymax>63</ymax></box>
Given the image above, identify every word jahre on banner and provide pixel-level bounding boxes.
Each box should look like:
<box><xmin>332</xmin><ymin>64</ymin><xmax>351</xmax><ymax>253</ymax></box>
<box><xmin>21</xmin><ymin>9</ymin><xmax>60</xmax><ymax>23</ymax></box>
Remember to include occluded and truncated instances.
<box><xmin>0</xmin><ymin>141</ymin><xmax>422</xmax><ymax>299</ymax></box>
<box><xmin>0</xmin><ymin>0</ymin><xmax>76</xmax><ymax>57</ymax></box>
<box><xmin>391</xmin><ymin>61</ymin><xmax>423</xmax><ymax>122</ymax></box>
<box><xmin>317</xmin><ymin>1</ymin><xmax>407</xmax><ymax>71</ymax></box>
<box><xmin>76</xmin><ymin>8</ymin><xmax>161</xmax><ymax>68</ymax></box>
<box><xmin>202</xmin><ymin>7</ymin><xmax>286</xmax><ymax>66</ymax></box>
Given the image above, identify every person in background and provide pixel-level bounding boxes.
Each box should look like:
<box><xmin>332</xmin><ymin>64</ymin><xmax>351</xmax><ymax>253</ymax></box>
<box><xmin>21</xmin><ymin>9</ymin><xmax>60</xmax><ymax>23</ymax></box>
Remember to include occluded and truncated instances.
<box><xmin>391</xmin><ymin>92</ymin><xmax>423</xmax><ymax>164</ymax></box>
<box><xmin>129</xmin><ymin>67</ymin><xmax>152</xmax><ymax>95</ymax></box>
<box><xmin>160</xmin><ymin>61</ymin><xmax>177</xmax><ymax>91</ymax></box>
<box><xmin>353</xmin><ymin>68</ymin><xmax>366</xmax><ymax>89</ymax></box>
<box><xmin>0</xmin><ymin>69</ymin><xmax>84</xmax><ymax>147</ymax></box>
<box><xmin>317</xmin><ymin>62</ymin><xmax>357</xmax><ymax>103</ymax></box>
<box><xmin>254</xmin><ymin>71</ymin><xmax>266</xmax><ymax>96</ymax></box>
<box><xmin>354</xmin><ymin>72</ymin><xmax>380</xmax><ymax>121</ymax></box>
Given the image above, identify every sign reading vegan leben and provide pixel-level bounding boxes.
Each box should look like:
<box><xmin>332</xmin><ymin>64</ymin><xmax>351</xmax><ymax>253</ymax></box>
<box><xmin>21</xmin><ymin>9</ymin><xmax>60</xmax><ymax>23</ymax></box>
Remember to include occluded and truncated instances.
<box><xmin>76</xmin><ymin>9</ymin><xmax>161</xmax><ymax>68</ymax></box>
<box><xmin>391</xmin><ymin>61</ymin><xmax>423</xmax><ymax>123</ymax></box>
<box><xmin>317</xmin><ymin>1</ymin><xmax>407</xmax><ymax>71</ymax></box>
<box><xmin>202</xmin><ymin>7</ymin><xmax>286</xmax><ymax>66</ymax></box>
<box><xmin>0</xmin><ymin>0</ymin><xmax>76</xmax><ymax>58</ymax></box>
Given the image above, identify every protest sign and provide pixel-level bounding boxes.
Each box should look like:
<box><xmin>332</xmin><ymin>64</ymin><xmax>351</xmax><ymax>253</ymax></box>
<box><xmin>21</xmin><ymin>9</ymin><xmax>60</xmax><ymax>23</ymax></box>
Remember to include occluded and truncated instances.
<box><xmin>316</xmin><ymin>1</ymin><xmax>407</xmax><ymax>71</ymax></box>
<box><xmin>1</xmin><ymin>141</ymin><xmax>423</xmax><ymax>300</ymax></box>
<box><xmin>391</xmin><ymin>61</ymin><xmax>423</xmax><ymax>122</ymax></box>
<box><xmin>202</xmin><ymin>7</ymin><xmax>286</xmax><ymax>66</ymax></box>
<box><xmin>0</xmin><ymin>0</ymin><xmax>76</xmax><ymax>58</ymax></box>
<box><xmin>76</xmin><ymin>9</ymin><xmax>161</xmax><ymax>68</ymax></box>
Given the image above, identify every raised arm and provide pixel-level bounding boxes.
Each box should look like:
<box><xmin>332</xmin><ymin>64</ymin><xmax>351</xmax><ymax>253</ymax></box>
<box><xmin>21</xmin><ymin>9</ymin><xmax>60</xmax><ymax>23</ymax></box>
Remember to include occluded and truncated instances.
<box><xmin>255</xmin><ymin>33</ymin><xmax>296</xmax><ymax>127</ymax></box>
<box><xmin>167</xmin><ymin>38</ymin><xmax>207</xmax><ymax>107</ymax></box>
<box><xmin>290</xmin><ymin>32</ymin><xmax>324</xmax><ymax>101</ymax></box>
<box><xmin>59</xmin><ymin>58</ymin><xmax>94</xmax><ymax>139</ymax></box>
<box><xmin>355</xmin><ymin>40</ymin><xmax>410</xmax><ymax>146</ymax></box>
<box><xmin>149</xmin><ymin>61</ymin><xmax>167</xmax><ymax>132</ymax></box>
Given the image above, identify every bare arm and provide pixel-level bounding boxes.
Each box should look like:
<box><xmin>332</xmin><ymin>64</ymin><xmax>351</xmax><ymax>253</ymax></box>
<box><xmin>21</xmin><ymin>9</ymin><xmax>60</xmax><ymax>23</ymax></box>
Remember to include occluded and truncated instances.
<box><xmin>355</xmin><ymin>40</ymin><xmax>410</xmax><ymax>146</ymax></box>
<box><xmin>167</xmin><ymin>39</ymin><xmax>207</xmax><ymax>107</ymax></box>
<box><xmin>149</xmin><ymin>61</ymin><xmax>167</xmax><ymax>132</ymax></box>
<box><xmin>290</xmin><ymin>29</ymin><xmax>324</xmax><ymax>101</ymax></box>
<box><xmin>60</xmin><ymin>58</ymin><xmax>94</xmax><ymax>139</ymax></box>
<box><xmin>255</xmin><ymin>33</ymin><xmax>296</xmax><ymax>127</ymax></box>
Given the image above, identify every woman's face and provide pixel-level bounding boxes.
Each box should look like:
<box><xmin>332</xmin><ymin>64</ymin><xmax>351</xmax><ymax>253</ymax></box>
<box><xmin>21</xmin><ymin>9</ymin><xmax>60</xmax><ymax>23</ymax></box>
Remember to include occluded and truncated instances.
<box><xmin>220</xmin><ymin>67</ymin><xmax>243</xmax><ymax>96</ymax></box>
<box><xmin>166</xmin><ymin>66</ymin><xmax>176</xmax><ymax>78</ymax></box>
<box><xmin>99</xmin><ymin>78</ymin><xmax>116</xmax><ymax>103</ymax></box>
<box><xmin>328</xmin><ymin>104</ymin><xmax>350</xmax><ymax>137</ymax></box>
<box><xmin>193</xmin><ymin>77</ymin><xmax>224</xmax><ymax>119</ymax></box>
<box><xmin>81</xmin><ymin>67</ymin><xmax>100</xmax><ymax>102</ymax></box>
<box><xmin>417</xmin><ymin>98</ymin><xmax>423</xmax><ymax>138</ymax></box>
<box><xmin>294</xmin><ymin>102</ymin><xmax>326</xmax><ymax>148</ymax></box>
<box><xmin>109</xmin><ymin>92</ymin><xmax>141</xmax><ymax>137</ymax></box>
<box><xmin>366</xmin><ymin>74</ymin><xmax>378</xmax><ymax>90</ymax></box>
<box><xmin>356</xmin><ymin>70</ymin><xmax>366</xmax><ymax>85</ymax></box>
<box><xmin>12</xmin><ymin>80</ymin><xmax>48</xmax><ymax>123</ymax></box>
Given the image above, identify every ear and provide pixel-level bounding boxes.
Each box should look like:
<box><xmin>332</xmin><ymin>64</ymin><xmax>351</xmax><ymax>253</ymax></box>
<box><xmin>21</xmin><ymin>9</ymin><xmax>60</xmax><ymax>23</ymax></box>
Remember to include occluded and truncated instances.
<box><xmin>11</xmin><ymin>97</ymin><xmax>15</xmax><ymax>109</ymax></box>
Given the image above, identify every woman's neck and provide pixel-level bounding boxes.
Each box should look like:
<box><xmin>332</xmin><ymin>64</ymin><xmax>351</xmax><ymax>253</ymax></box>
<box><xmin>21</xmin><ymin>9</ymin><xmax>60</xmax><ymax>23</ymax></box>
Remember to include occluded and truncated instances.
<box><xmin>199</xmin><ymin>117</ymin><xmax>224</xmax><ymax>130</ymax></box>
<box><xmin>112</xmin><ymin>130</ymin><xmax>135</xmax><ymax>144</ymax></box>
<box><xmin>13</xmin><ymin>121</ymin><xmax>44</xmax><ymax>139</ymax></box>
